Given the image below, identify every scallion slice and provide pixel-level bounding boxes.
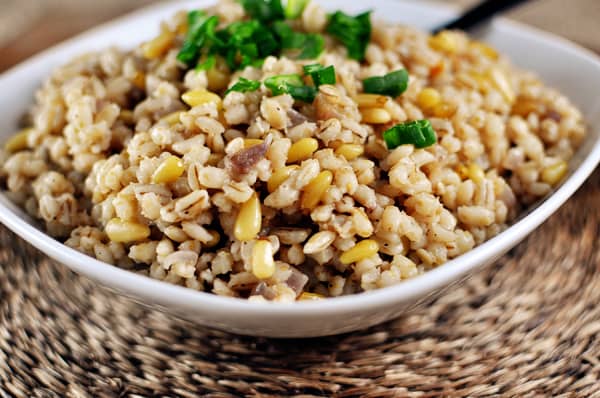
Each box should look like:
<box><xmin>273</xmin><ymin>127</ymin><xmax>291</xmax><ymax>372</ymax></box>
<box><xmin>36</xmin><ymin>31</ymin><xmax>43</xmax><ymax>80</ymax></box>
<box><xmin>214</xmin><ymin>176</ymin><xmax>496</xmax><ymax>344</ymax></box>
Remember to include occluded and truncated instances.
<box><xmin>264</xmin><ymin>74</ymin><xmax>316</xmax><ymax>102</ymax></box>
<box><xmin>273</xmin><ymin>22</ymin><xmax>324</xmax><ymax>59</ymax></box>
<box><xmin>195</xmin><ymin>55</ymin><xmax>216</xmax><ymax>71</ymax></box>
<box><xmin>363</xmin><ymin>69</ymin><xmax>409</xmax><ymax>97</ymax></box>
<box><xmin>285</xmin><ymin>0</ymin><xmax>310</xmax><ymax>19</ymax></box>
<box><xmin>297</xmin><ymin>34</ymin><xmax>324</xmax><ymax>59</ymax></box>
<box><xmin>326</xmin><ymin>10</ymin><xmax>372</xmax><ymax>61</ymax></box>
<box><xmin>303</xmin><ymin>64</ymin><xmax>336</xmax><ymax>87</ymax></box>
<box><xmin>285</xmin><ymin>85</ymin><xmax>318</xmax><ymax>103</ymax></box>
<box><xmin>239</xmin><ymin>0</ymin><xmax>284</xmax><ymax>23</ymax></box>
<box><xmin>177</xmin><ymin>13</ymin><xmax>219</xmax><ymax>66</ymax></box>
<box><xmin>273</xmin><ymin>21</ymin><xmax>304</xmax><ymax>48</ymax></box>
<box><xmin>225</xmin><ymin>77</ymin><xmax>262</xmax><ymax>95</ymax></box>
<box><xmin>383</xmin><ymin>120</ymin><xmax>437</xmax><ymax>149</ymax></box>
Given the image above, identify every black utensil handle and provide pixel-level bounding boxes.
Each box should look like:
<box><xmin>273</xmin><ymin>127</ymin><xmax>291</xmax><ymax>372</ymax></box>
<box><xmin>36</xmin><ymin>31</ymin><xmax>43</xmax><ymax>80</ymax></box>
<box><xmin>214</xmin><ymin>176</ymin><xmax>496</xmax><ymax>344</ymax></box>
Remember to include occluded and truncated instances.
<box><xmin>433</xmin><ymin>0</ymin><xmax>531</xmax><ymax>33</ymax></box>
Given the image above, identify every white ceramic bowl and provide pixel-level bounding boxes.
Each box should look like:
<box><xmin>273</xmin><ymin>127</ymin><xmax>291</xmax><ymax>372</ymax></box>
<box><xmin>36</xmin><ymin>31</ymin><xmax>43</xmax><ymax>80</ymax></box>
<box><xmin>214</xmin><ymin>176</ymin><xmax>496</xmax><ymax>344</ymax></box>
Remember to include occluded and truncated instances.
<box><xmin>1</xmin><ymin>0</ymin><xmax>599</xmax><ymax>338</ymax></box>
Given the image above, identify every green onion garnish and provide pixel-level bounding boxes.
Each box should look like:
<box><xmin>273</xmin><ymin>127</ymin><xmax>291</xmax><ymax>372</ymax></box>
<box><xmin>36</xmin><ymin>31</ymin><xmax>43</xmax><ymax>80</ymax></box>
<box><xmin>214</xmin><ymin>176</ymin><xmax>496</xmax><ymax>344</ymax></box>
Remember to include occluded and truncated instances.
<box><xmin>177</xmin><ymin>13</ymin><xmax>219</xmax><ymax>66</ymax></box>
<box><xmin>326</xmin><ymin>10</ymin><xmax>372</xmax><ymax>61</ymax></box>
<box><xmin>213</xmin><ymin>20</ymin><xmax>281</xmax><ymax>70</ymax></box>
<box><xmin>273</xmin><ymin>21</ymin><xmax>324</xmax><ymax>59</ymax></box>
<box><xmin>225</xmin><ymin>77</ymin><xmax>262</xmax><ymax>95</ymax></box>
<box><xmin>177</xmin><ymin>4</ymin><xmax>374</xmax><ymax>72</ymax></box>
<box><xmin>265</xmin><ymin>74</ymin><xmax>304</xmax><ymax>94</ymax></box>
<box><xmin>254</xmin><ymin>25</ymin><xmax>281</xmax><ymax>57</ymax></box>
<box><xmin>273</xmin><ymin>21</ymin><xmax>305</xmax><ymax>48</ymax></box>
<box><xmin>239</xmin><ymin>0</ymin><xmax>284</xmax><ymax>23</ymax></box>
<box><xmin>363</xmin><ymin>69</ymin><xmax>409</xmax><ymax>98</ymax></box>
<box><xmin>285</xmin><ymin>85</ymin><xmax>318</xmax><ymax>103</ymax></box>
<box><xmin>285</xmin><ymin>0</ymin><xmax>310</xmax><ymax>19</ymax></box>
<box><xmin>264</xmin><ymin>74</ymin><xmax>317</xmax><ymax>102</ymax></box>
<box><xmin>303</xmin><ymin>64</ymin><xmax>336</xmax><ymax>87</ymax></box>
<box><xmin>297</xmin><ymin>34</ymin><xmax>324</xmax><ymax>59</ymax></box>
<box><xmin>195</xmin><ymin>55</ymin><xmax>216</xmax><ymax>71</ymax></box>
<box><xmin>383</xmin><ymin>120</ymin><xmax>437</xmax><ymax>150</ymax></box>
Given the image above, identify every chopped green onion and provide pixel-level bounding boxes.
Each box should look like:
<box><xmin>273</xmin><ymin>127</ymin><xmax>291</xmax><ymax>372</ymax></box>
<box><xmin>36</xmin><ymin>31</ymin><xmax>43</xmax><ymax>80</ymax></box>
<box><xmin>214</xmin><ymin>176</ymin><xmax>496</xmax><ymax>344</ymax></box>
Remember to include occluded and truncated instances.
<box><xmin>215</xmin><ymin>21</ymin><xmax>280</xmax><ymax>70</ymax></box>
<box><xmin>226</xmin><ymin>20</ymin><xmax>259</xmax><ymax>41</ymax></box>
<box><xmin>363</xmin><ymin>69</ymin><xmax>409</xmax><ymax>97</ymax></box>
<box><xmin>326</xmin><ymin>10</ymin><xmax>372</xmax><ymax>61</ymax></box>
<box><xmin>195</xmin><ymin>55</ymin><xmax>216</xmax><ymax>71</ymax></box>
<box><xmin>254</xmin><ymin>25</ymin><xmax>280</xmax><ymax>57</ymax></box>
<box><xmin>225</xmin><ymin>77</ymin><xmax>262</xmax><ymax>95</ymax></box>
<box><xmin>264</xmin><ymin>74</ymin><xmax>304</xmax><ymax>94</ymax></box>
<box><xmin>264</xmin><ymin>74</ymin><xmax>317</xmax><ymax>102</ymax></box>
<box><xmin>383</xmin><ymin>120</ymin><xmax>437</xmax><ymax>150</ymax></box>
<box><xmin>273</xmin><ymin>21</ymin><xmax>304</xmax><ymax>48</ymax></box>
<box><xmin>285</xmin><ymin>0</ymin><xmax>310</xmax><ymax>19</ymax></box>
<box><xmin>239</xmin><ymin>0</ymin><xmax>284</xmax><ymax>23</ymax></box>
<box><xmin>273</xmin><ymin>22</ymin><xmax>324</xmax><ymax>59</ymax></box>
<box><xmin>297</xmin><ymin>34</ymin><xmax>324</xmax><ymax>59</ymax></box>
<box><xmin>177</xmin><ymin>12</ymin><xmax>219</xmax><ymax>66</ymax></box>
<box><xmin>285</xmin><ymin>85</ymin><xmax>318</xmax><ymax>102</ymax></box>
<box><xmin>178</xmin><ymin>5</ymin><xmax>366</xmax><ymax>71</ymax></box>
<box><xmin>303</xmin><ymin>64</ymin><xmax>336</xmax><ymax>87</ymax></box>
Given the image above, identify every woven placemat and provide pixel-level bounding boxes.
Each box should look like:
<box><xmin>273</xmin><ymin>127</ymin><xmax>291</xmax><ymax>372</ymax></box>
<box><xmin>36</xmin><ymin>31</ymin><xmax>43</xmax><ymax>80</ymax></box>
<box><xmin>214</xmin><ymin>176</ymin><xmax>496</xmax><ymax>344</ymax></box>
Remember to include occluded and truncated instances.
<box><xmin>1</xmin><ymin>168</ymin><xmax>599</xmax><ymax>397</ymax></box>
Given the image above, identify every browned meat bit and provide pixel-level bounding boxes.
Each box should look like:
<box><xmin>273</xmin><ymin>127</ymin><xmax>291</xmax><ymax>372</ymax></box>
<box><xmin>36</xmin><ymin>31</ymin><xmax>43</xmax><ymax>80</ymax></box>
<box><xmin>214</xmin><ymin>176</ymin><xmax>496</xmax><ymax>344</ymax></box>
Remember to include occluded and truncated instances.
<box><xmin>252</xmin><ymin>282</ymin><xmax>277</xmax><ymax>300</ymax></box>
<box><xmin>286</xmin><ymin>267</ymin><xmax>309</xmax><ymax>296</ymax></box>
<box><xmin>251</xmin><ymin>268</ymin><xmax>308</xmax><ymax>300</ymax></box>
<box><xmin>229</xmin><ymin>139</ymin><xmax>270</xmax><ymax>175</ymax></box>
<box><xmin>287</xmin><ymin>108</ymin><xmax>311</xmax><ymax>127</ymax></box>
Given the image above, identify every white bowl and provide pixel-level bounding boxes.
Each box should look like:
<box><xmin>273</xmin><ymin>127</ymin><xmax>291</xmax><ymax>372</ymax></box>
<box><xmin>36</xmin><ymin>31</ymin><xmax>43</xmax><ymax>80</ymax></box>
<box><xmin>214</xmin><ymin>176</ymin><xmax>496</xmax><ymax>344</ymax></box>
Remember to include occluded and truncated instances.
<box><xmin>1</xmin><ymin>0</ymin><xmax>599</xmax><ymax>338</ymax></box>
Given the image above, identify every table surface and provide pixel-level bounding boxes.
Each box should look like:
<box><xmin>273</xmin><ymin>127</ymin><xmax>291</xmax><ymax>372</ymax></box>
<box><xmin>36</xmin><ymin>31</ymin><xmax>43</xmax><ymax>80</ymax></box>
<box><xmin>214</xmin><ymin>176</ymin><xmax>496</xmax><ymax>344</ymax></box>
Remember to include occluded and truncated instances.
<box><xmin>1</xmin><ymin>1</ymin><xmax>600</xmax><ymax>397</ymax></box>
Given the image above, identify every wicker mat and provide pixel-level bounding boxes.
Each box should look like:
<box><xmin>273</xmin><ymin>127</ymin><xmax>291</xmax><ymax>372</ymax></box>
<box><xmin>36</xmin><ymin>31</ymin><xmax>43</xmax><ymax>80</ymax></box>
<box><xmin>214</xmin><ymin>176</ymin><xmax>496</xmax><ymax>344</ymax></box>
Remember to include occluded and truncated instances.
<box><xmin>0</xmin><ymin>168</ymin><xmax>598</xmax><ymax>397</ymax></box>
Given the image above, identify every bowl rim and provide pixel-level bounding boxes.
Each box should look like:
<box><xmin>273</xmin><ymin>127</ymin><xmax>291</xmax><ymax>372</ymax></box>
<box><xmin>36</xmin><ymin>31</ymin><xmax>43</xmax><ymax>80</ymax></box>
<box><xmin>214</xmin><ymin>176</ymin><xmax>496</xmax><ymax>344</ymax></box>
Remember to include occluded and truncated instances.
<box><xmin>1</xmin><ymin>0</ymin><xmax>600</xmax><ymax>318</ymax></box>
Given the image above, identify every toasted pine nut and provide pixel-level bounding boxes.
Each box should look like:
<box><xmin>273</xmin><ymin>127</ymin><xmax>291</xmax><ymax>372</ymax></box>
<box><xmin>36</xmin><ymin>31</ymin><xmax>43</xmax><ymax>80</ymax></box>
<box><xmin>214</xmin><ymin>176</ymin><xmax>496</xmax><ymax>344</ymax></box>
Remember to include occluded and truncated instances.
<box><xmin>428</xmin><ymin>31</ymin><xmax>458</xmax><ymax>53</ymax></box>
<box><xmin>5</xmin><ymin>129</ymin><xmax>31</xmax><ymax>153</ymax></box>
<box><xmin>355</xmin><ymin>93</ymin><xmax>388</xmax><ymax>108</ymax></box>
<box><xmin>301</xmin><ymin>170</ymin><xmax>333</xmax><ymax>210</ymax></box>
<box><xmin>160</xmin><ymin>111</ymin><xmax>184</xmax><ymax>125</ymax></box>
<box><xmin>360</xmin><ymin>108</ymin><xmax>392</xmax><ymax>124</ymax></box>
<box><xmin>152</xmin><ymin>155</ymin><xmax>185</xmax><ymax>184</ymax></box>
<box><xmin>181</xmin><ymin>89</ymin><xmax>222</xmax><ymax>109</ymax></box>
<box><xmin>105</xmin><ymin>218</ymin><xmax>150</xmax><ymax>243</ymax></box>
<box><xmin>541</xmin><ymin>160</ymin><xmax>568</xmax><ymax>186</ymax></box>
<box><xmin>417</xmin><ymin>88</ymin><xmax>441</xmax><ymax>110</ymax></box>
<box><xmin>287</xmin><ymin>138</ymin><xmax>319</xmax><ymax>164</ymax></box>
<box><xmin>142</xmin><ymin>30</ymin><xmax>175</xmax><ymax>59</ymax></box>
<box><xmin>252</xmin><ymin>240</ymin><xmax>275</xmax><ymax>279</ymax></box>
<box><xmin>340</xmin><ymin>239</ymin><xmax>379</xmax><ymax>264</ymax></box>
<box><xmin>234</xmin><ymin>192</ymin><xmax>262</xmax><ymax>241</ymax></box>
<box><xmin>299</xmin><ymin>292</ymin><xmax>325</xmax><ymax>300</ymax></box>
<box><xmin>335</xmin><ymin>144</ymin><xmax>364</xmax><ymax>161</ymax></box>
<box><xmin>267</xmin><ymin>165</ymin><xmax>298</xmax><ymax>193</ymax></box>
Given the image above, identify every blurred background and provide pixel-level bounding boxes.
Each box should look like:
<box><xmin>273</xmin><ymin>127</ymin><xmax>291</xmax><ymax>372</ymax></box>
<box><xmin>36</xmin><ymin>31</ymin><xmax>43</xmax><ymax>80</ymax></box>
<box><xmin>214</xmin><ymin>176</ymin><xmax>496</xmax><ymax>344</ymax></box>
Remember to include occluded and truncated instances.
<box><xmin>1</xmin><ymin>0</ymin><xmax>599</xmax><ymax>73</ymax></box>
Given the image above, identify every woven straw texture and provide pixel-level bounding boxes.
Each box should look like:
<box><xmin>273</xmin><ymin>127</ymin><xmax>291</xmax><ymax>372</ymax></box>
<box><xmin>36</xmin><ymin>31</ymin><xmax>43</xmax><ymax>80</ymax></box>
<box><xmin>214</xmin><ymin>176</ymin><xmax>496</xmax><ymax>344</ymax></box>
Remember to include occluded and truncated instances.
<box><xmin>2</xmin><ymin>1</ymin><xmax>600</xmax><ymax>397</ymax></box>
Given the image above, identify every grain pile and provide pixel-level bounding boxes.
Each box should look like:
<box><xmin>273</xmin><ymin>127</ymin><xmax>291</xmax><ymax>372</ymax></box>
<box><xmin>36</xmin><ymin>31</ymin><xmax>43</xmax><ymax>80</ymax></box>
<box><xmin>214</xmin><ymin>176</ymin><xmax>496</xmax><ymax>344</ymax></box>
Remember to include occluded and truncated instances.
<box><xmin>0</xmin><ymin>0</ymin><xmax>586</xmax><ymax>300</ymax></box>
